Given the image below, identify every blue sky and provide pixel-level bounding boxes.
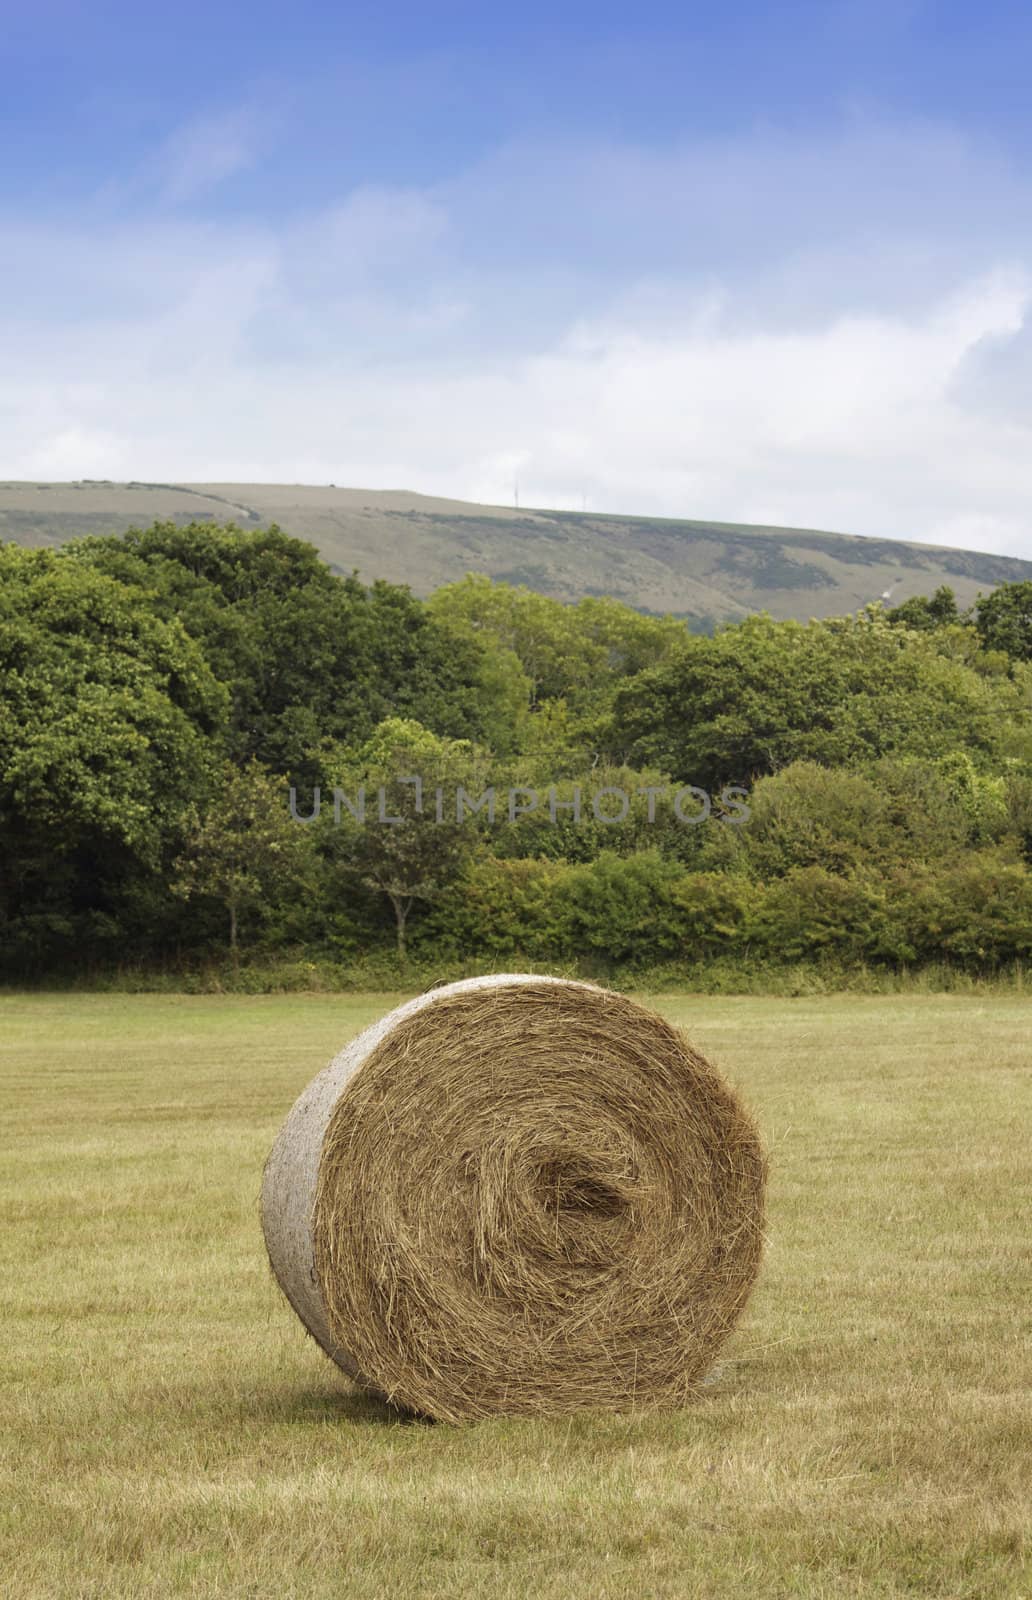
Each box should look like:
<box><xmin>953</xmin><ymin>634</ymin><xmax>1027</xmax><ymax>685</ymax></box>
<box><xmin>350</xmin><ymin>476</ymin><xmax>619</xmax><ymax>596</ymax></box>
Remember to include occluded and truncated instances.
<box><xmin>4</xmin><ymin>1</ymin><xmax>1032</xmax><ymax>555</ymax></box>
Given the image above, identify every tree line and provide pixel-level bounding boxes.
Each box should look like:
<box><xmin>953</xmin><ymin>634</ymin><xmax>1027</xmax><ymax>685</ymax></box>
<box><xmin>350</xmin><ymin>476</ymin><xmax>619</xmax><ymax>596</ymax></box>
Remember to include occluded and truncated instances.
<box><xmin>2</xmin><ymin>521</ymin><xmax>1031</xmax><ymax>980</ymax></box>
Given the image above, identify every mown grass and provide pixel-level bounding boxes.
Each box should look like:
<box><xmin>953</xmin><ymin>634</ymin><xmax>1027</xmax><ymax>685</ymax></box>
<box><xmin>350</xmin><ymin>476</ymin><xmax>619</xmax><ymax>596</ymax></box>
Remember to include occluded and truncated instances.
<box><xmin>1</xmin><ymin>992</ymin><xmax>1028</xmax><ymax>1598</ymax></box>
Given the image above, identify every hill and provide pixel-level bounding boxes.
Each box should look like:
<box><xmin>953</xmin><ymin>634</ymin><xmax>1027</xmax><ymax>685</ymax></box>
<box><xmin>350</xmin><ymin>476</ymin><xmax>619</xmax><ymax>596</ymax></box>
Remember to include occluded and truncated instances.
<box><xmin>2</xmin><ymin>479</ymin><xmax>1030</xmax><ymax>625</ymax></box>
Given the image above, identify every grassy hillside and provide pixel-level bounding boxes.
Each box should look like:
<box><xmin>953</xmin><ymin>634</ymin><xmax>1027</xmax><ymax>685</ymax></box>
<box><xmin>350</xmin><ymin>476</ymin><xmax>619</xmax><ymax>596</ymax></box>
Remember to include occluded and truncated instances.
<box><xmin>3</xmin><ymin>479</ymin><xmax>1031</xmax><ymax>625</ymax></box>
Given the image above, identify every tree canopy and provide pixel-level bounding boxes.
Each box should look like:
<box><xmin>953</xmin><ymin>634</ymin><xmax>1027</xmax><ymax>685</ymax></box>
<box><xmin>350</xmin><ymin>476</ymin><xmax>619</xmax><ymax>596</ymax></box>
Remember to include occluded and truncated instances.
<box><xmin>3</xmin><ymin>522</ymin><xmax>1032</xmax><ymax>978</ymax></box>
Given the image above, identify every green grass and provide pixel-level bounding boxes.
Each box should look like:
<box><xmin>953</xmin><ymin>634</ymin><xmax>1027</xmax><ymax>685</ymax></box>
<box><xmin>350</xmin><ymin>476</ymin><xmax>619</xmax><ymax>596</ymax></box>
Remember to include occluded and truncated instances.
<box><xmin>17</xmin><ymin>953</ymin><xmax>1032</xmax><ymax>998</ymax></box>
<box><xmin>2</xmin><ymin>992</ymin><xmax>1029</xmax><ymax>1598</ymax></box>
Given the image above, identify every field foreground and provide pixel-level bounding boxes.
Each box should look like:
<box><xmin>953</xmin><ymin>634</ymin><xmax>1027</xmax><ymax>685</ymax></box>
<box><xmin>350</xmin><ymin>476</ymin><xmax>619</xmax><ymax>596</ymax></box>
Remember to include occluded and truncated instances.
<box><xmin>1</xmin><ymin>993</ymin><xmax>1029</xmax><ymax>1599</ymax></box>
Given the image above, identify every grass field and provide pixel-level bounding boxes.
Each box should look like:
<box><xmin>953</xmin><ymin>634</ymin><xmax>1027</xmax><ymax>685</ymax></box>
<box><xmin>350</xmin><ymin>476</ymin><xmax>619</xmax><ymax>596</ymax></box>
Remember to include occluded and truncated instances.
<box><xmin>2</xmin><ymin>993</ymin><xmax>1029</xmax><ymax>1599</ymax></box>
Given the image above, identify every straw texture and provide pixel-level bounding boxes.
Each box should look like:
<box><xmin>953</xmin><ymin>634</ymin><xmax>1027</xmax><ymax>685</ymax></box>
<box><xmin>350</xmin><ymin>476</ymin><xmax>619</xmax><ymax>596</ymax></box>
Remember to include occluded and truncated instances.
<box><xmin>261</xmin><ymin>975</ymin><xmax>766</xmax><ymax>1421</ymax></box>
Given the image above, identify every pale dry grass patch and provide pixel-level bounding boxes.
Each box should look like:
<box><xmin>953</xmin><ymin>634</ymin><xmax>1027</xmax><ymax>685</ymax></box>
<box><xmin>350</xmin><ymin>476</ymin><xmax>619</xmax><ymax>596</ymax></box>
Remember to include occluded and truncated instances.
<box><xmin>0</xmin><ymin>992</ymin><xmax>1028</xmax><ymax>1598</ymax></box>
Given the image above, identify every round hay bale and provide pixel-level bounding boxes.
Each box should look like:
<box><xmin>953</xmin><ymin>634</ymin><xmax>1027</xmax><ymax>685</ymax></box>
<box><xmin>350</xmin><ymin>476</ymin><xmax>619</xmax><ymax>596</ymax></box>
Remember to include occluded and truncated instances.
<box><xmin>261</xmin><ymin>974</ymin><xmax>766</xmax><ymax>1422</ymax></box>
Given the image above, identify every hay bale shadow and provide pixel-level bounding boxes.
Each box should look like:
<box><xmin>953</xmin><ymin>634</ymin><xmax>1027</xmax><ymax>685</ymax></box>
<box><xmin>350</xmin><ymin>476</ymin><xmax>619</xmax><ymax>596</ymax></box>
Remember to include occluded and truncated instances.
<box><xmin>258</xmin><ymin>1383</ymin><xmax>433</xmax><ymax>1428</ymax></box>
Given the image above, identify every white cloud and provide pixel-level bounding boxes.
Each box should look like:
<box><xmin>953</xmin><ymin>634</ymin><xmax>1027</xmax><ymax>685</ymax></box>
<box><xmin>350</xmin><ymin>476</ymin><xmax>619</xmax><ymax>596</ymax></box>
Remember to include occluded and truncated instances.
<box><xmin>3</xmin><ymin>119</ymin><xmax>1032</xmax><ymax>559</ymax></box>
<box><xmin>21</xmin><ymin>425</ymin><xmax>133</xmax><ymax>480</ymax></box>
<box><xmin>156</xmin><ymin>108</ymin><xmax>262</xmax><ymax>203</ymax></box>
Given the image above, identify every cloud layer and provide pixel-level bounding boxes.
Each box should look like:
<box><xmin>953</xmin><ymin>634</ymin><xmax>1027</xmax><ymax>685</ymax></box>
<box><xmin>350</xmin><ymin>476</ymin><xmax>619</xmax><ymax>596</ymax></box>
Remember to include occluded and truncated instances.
<box><xmin>4</xmin><ymin>116</ymin><xmax>1032</xmax><ymax>557</ymax></box>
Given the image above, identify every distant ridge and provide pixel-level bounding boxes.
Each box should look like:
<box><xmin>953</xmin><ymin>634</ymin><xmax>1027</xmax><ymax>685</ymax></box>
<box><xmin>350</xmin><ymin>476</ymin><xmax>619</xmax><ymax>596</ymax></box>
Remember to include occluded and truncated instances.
<box><xmin>2</xmin><ymin>479</ymin><xmax>1030</xmax><ymax>627</ymax></box>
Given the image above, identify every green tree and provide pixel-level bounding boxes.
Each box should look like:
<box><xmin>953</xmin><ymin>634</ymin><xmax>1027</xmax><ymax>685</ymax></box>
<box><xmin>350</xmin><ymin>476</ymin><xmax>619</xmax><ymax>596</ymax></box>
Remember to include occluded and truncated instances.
<box><xmin>317</xmin><ymin>718</ymin><xmax>487</xmax><ymax>964</ymax></box>
<box><xmin>933</xmin><ymin>751</ymin><xmax>1009</xmax><ymax>844</ymax></box>
<box><xmin>974</xmin><ymin>580</ymin><xmax>1032</xmax><ymax>661</ymax></box>
<box><xmin>610</xmin><ymin>609</ymin><xmax>1015</xmax><ymax>786</ymax></box>
<box><xmin>427</xmin><ymin>575</ymin><xmax>601</xmax><ymax>710</ymax></box>
<box><xmin>485</xmin><ymin>757</ymin><xmax>727</xmax><ymax>865</ymax></box>
<box><xmin>737</xmin><ymin>762</ymin><xmax>894</xmax><ymax>878</ymax></box>
<box><xmin>73</xmin><ymin>523</ymin><xmax>502</xmax><ymax>778</ymax></box>
<box><xmin>886</xmin><ymin>585</ymin><xmax>960</xmax><ymax>630</ymax></box>
<box><xmin>426</xmin><ymin>574</ymin><xmax>686</xmax><ymax>755</ymax></box>
<box><xmin>172</xmin><ymin>759</ymin><xmax>309</xmax><ymax>961</ymax></box>
<box><xmin>0</xmin><ymin>544</ymin><xmax>226</xmax><ymax>968</ymax></box>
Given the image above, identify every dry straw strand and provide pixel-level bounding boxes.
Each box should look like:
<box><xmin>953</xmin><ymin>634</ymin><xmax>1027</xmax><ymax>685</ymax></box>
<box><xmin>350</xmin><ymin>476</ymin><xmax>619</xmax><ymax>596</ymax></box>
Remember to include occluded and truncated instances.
<box><xmin>261</xmin><ymin>975</ymin><xmax>766</xmax><ymax>1422</ymax></box>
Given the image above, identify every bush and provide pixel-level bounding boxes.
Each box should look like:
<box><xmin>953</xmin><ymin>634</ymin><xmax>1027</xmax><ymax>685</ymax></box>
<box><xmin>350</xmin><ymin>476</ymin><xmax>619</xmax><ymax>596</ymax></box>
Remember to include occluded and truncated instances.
<box><xmin>414</xmin><ymin>855</ymin><xmax>576</xmax><ymax>960</ymax></box>
<box><xmin>895</xmin><ymin>850</ymin><xmax>1032</xmax><ymax>966</ymax></box>
<box><xmin>753</xmin><ymin>866</ymin><xmax>894</xmax><ymax>963</ymax></box>
<box><xmin>741</xmin><ymin>763</ymin><xmax>892</xmax><ymax>878</ymax></box>
<box><xmin>564</xmin><ymin>851</ymin><xmax>688</xmax><ymax>965</ymax></box>
<box><xmin>562</xmin><ymin>853</ymin><xmax>759</xmax><ymax>966</ymax></box>
<box><xmin>668</xmin><ymin>872</ymin><xmax>764</xmax><ymax>958</ymax></box>
<box><xmin>419</xmin><ymin>852</ymin><xmax>765</xmax><ymax>969</ymax></box>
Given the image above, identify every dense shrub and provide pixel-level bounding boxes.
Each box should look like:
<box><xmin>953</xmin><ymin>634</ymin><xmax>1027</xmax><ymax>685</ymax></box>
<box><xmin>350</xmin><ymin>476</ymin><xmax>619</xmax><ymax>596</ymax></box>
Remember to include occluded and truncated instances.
<box><xmin>414</xmin><ymin>855</ymin><xmax>576</xmax><ymax>960</ymax></box>
<box><xmin>752</xmin><ymin>866</ymin><xmax>893</xmax><ymax>964</ymax></box>
<box><xmin>894</xmin><ymin>850</ymin><xmax>1032</xmax><ymax>966</ymax></box>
